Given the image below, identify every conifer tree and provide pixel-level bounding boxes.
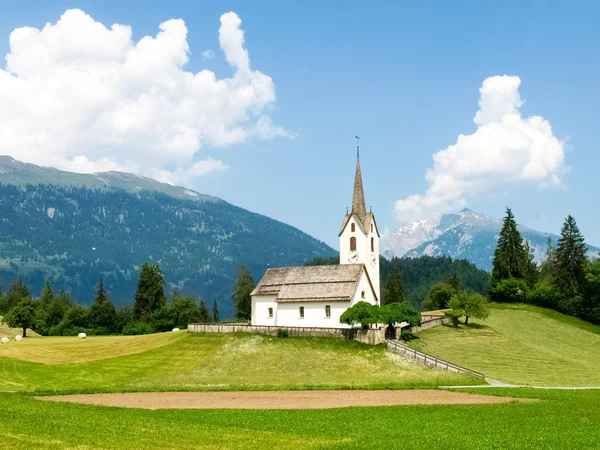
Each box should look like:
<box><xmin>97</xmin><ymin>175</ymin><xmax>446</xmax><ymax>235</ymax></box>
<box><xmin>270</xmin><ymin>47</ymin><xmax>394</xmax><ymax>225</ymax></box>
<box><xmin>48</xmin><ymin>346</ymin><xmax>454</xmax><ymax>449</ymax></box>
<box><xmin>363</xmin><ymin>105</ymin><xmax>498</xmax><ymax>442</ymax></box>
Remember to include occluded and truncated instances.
<box><xmin>523</xmin><ymin>241</ymin><xmax>539</xmax><ymax>286</ymax></box>
<box><xmin>491</xmin><ymin>208</ymin><xmax>527</xmax><ymax>282</ymax></box>
<box><xmin>540</xmin><ymin>237</ymin><xmax>558</xmax><ymax>282</ymax></box>
<box><xmin>198</xmin><ymin>299</ymin><xmax>211</xmax><ymax>323</ymax></box>
<box><xmin>233</xmin><ymin>265</ymin><xmax>255</xmax><ymax>320</ymax></box>
<box><xmin>89</xmin><ymin>279</ymin><xmax>117</xmax><ymax>332</ymax></box>
<box><xmin>2</xmin><ymin>276</ymin><xmax>31</xmax><ymax>312</ymax></box>
<box><xmin>212</xmin><ymin>299</ymin><xmax>219</xmax><ymax>322</ymax></box>
<box><xmin>555</xmin><ymin>215</ymin><xmax>587</xmax><ymax>295</ymax></box>
<box><xmin>39</xmin><ymin>282</ymin><xmax>54</xmax><ymax>310</ymax></box>
<box><xmin>134</xmin><ymin>264</ymin><xmax>167</xmax><ymax>320</ymax></box>
<box><xmin>382</xmin><ymin>270</ymin><xmax>405</xmax><ymax>305</ymax></box>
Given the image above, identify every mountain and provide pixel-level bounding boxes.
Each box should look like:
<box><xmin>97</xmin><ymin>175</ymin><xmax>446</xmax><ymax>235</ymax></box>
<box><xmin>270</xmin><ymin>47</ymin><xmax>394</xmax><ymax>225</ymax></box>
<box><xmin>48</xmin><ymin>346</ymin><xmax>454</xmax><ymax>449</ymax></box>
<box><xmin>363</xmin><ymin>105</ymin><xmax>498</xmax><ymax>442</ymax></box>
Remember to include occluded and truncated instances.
<box><xmin>381</xmin><ymin>208</ymin><xmax>599</xmax><ymax>271</ymax></box>
<box><xmin>0</xmin><ymin>157</ymin><xmax>335</xmax><ymax>317</ymax></box>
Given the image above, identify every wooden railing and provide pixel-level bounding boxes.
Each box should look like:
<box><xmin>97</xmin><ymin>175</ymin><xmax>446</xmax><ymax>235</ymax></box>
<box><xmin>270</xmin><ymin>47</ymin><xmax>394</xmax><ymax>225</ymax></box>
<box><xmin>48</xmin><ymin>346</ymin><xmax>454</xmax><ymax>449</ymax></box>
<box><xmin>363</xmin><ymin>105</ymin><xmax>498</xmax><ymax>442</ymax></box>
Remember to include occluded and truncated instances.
<box><xmin>386</xmin><ymin>339</ymin><xmax>485</xmax><ymax>379</ymax></box>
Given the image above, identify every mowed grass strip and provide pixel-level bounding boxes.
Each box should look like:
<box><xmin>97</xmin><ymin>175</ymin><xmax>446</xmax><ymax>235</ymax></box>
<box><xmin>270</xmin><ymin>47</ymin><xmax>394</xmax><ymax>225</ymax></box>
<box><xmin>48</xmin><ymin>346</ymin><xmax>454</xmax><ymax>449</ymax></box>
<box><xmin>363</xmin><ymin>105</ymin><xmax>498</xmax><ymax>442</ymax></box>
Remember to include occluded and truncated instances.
<box><xmin>409</xmin><ymin>303</ymin><xmax>600</xmax><ymax>386</ymax></box>
<box><xmin>1</xmin><ymin>389</ymin><xmax>600</xmax><ymax>449</ymax></box>
<box><xmin>0</xmin><ymin>333</ymin><xmax>479</xmax><ymax>393</ymax></box>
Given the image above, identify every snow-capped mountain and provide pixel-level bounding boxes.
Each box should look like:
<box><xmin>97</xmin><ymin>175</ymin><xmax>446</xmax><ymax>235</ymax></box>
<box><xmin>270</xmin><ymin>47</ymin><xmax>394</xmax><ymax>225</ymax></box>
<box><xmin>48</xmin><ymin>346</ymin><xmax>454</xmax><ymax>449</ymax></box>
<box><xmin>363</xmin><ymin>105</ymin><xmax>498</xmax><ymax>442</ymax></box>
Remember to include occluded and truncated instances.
<box><xmin>381</xmin><ymin>209</ymin><xmax>599</xmax><ymax>271</ymax></box>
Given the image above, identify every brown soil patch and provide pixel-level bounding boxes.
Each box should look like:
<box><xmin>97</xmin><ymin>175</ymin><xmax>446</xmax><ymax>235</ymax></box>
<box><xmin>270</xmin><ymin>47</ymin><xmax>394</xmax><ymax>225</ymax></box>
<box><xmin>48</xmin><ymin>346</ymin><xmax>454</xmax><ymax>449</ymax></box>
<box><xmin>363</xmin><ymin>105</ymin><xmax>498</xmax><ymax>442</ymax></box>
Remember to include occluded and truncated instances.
<box><xmin>37</xmin><ymin>390</ymin><xmax>531</xmax><ymax>410</ymax></box>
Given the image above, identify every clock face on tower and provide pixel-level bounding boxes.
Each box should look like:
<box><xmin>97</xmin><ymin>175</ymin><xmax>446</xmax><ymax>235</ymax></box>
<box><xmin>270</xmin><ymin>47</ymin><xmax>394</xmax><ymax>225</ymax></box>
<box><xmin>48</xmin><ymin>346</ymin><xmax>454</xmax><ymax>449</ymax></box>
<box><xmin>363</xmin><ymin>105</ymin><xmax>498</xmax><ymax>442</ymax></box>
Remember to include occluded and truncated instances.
<box><xmin>370</xmin><ymin>253</ymin><xmax>377</xmax><ymax>267</ymax></box>
<box><xmin>347</xmin><ymin>251</ymin><xmax>359</xmax><ymax>263</ymax></box>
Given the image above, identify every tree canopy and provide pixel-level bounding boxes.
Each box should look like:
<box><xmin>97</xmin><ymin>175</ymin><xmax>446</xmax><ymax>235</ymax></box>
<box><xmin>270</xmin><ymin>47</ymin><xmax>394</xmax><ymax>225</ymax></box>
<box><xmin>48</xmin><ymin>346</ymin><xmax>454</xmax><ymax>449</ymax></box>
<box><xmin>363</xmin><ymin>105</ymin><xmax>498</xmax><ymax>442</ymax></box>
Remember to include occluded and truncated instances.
<box><xmin>491</xmin><ymin>208</ymin><xmax>528</xmax><ymax>282</ymax></box>
<box><xmin>133</xmin><ymin>264</ymin><xmax>166</xmax><ymax>320</ymax></box>
<box><xmin>233</xmin><ymin>265</ymin><xmax>255</xmax><ymax>320</ymax></box>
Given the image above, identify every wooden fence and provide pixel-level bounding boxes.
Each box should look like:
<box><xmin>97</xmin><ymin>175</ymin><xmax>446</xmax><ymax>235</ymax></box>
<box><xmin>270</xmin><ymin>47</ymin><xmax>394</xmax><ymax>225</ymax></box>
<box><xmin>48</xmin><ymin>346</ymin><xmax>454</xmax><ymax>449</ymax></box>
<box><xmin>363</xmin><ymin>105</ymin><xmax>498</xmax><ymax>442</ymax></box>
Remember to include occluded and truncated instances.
<box><xmin>386</xmin><ymin>339</ymin><xmax>485</xmax><ymax>379</ymax></box>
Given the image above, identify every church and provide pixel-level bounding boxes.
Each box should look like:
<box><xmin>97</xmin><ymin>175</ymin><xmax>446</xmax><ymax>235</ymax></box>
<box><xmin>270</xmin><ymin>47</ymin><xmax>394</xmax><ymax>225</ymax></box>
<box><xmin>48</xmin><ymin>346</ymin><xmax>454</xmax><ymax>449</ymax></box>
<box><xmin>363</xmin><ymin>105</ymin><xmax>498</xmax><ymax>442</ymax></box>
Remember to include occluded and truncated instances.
<box><xmin>251</xmin><ymin>143</ymin><xmax>380</xmax><ymax>328</ymax></box>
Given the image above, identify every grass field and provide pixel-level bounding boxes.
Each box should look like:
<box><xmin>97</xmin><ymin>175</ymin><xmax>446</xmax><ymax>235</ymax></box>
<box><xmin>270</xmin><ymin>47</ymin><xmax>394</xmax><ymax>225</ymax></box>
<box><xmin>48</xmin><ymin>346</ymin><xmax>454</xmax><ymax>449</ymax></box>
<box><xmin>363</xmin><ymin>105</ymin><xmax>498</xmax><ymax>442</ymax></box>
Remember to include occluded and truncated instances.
<box><xmin>0</xmin><ymin>332</ymin><xmax>478</xmax><ymax>393</ymax></box>
<box><xmin>1</xmin><ymin>389</ymin><xmax>600</xmax><ymax>449</ymax></box>
<box><xmin>409</xmin><ymin>303</ymin><xmax>600</xmax><ymax>386</ymax></box>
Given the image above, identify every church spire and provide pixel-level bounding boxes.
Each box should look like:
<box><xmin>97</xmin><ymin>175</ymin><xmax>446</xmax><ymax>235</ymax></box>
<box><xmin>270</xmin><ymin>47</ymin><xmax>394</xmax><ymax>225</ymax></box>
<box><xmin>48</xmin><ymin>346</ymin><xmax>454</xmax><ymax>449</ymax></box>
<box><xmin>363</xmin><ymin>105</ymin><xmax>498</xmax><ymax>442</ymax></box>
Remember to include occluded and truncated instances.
<box><xmin>352</xmin><ymin>136</ymin><xmax>367</xmax><ymax>217</ymax></box>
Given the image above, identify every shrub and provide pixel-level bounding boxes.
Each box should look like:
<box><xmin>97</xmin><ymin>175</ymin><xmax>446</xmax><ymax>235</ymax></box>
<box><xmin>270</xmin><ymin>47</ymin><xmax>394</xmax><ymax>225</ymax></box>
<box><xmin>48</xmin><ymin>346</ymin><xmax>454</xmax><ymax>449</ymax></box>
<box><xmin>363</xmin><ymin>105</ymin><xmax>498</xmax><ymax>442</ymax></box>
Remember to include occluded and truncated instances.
<box><xmin>379</xmin><ymin>302</ymin><xmax>421</xmax><ymax>327</ymax></box>
<box><xmin>276</xmin><ymin>328</ymin><xmax>289</xmax><ymax>338</ymax></box>
<box><xmin>400</xmin><ymin>329</ymin><xmax>417</xmax><ymax>341</ymax></box>
<box><xmin>340</xmin><ymin>301</ymin><xmax>378</xmax><ymax>329</ymax></box>
<box><xmin>122</xmin><ymin>321</ymin><xmax>155</xmax><ymax>336</ymax></box>
<box><xmin>447</xmin><ymin>291</ymin><xmax>489</xmax><ymax>324</ymax></box>
<box><xmin>490</xmin><ymin>278</ymin><xmax>528</xmax><ymax>303</ymax></box>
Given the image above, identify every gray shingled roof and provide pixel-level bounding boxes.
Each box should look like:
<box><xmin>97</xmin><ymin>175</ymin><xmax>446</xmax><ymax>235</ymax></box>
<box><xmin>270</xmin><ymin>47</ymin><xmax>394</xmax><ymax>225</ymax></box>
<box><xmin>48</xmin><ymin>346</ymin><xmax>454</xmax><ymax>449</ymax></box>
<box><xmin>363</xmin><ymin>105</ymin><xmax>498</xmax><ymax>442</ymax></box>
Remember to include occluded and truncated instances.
<box><xmin>251</xmin><ymin>264</ymin><xmax>365</xmax><ymax>302</ymax></box>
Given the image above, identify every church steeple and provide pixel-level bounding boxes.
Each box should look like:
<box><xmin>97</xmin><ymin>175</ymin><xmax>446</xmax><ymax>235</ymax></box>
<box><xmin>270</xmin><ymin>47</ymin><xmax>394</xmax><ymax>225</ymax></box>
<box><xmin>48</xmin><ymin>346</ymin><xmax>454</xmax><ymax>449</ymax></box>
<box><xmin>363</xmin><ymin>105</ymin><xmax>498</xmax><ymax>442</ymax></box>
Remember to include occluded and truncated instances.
<box><xmin>352</xmin><ymin>138</ymin><xmax>367</xmax><ymax>217</ymax></box>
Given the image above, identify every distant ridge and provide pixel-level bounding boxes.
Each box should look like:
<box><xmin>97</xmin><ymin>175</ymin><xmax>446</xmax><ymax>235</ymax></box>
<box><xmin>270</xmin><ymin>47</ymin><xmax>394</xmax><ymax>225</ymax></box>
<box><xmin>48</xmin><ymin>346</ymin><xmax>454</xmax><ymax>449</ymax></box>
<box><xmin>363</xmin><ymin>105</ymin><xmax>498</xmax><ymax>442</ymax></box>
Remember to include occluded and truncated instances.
<box><xmin>0</xmin><ymin>156</ymin><xmax>335</xmax><ymax>316</ymax></box>
<box><xmin>381</xmin><ymin>208</ymin><xmax>599</xmax><ymax>271</ymax></box>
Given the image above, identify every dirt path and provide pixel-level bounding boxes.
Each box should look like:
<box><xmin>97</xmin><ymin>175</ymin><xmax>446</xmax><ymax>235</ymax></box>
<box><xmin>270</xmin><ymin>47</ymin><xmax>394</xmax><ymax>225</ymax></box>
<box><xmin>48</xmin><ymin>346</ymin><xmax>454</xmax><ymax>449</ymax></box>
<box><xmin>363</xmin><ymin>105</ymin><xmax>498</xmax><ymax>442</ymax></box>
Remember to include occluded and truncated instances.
<box><xmin>37</xmin><ymin>390</ymin><xmax>531</xmax><ymax>410</ymax></box>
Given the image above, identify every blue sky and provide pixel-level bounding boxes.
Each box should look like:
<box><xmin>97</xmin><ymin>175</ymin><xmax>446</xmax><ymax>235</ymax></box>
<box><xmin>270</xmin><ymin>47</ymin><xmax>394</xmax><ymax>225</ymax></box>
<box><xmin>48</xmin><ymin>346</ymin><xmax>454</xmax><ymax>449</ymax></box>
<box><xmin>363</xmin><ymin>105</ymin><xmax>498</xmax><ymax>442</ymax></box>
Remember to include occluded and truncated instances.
<box><xmin>1</xmin><ymin>0</ymin><xmax>599</xmax><ymax>249</ymax></box>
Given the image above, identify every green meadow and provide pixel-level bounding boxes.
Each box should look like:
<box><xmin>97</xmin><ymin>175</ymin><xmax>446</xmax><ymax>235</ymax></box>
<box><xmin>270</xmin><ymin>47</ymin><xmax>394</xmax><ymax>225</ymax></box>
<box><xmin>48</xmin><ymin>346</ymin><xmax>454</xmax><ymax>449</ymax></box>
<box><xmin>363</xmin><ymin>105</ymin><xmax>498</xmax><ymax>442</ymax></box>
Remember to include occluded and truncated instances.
<box><xmin>0</xmin><ymin>332</ymin><xmax>477</xmax><ymax>394</ymax></box>
<box><xmin>1</xmin><ymin>389</ymin><xmax>600</xmax><ymax>449</ymax></box>
<box><xmin>409</xmin><ymin>303</ymin><xmax>600</xmax><ymax>386</ymax></box>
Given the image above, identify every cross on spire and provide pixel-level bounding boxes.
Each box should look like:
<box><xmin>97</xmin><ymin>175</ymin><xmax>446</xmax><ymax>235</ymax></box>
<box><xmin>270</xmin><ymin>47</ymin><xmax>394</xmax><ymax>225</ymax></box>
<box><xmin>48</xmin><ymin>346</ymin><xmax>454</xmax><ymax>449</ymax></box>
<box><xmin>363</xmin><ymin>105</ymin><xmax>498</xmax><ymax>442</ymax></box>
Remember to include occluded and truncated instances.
<box><xmin>355</xmin><ymin>135</ymin><xmax>360</xmax><ymax>158</ymax></box>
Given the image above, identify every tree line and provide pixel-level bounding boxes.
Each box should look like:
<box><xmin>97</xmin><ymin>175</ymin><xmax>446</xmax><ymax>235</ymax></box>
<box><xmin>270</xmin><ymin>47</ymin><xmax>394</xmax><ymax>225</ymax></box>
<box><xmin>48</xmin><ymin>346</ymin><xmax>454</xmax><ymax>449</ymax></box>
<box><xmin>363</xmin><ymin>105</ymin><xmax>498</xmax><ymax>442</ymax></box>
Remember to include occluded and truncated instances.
<box><xmin>0</xmin><ymin>263</ymin><xmax>220</xmax><ymax>337</ymax></box>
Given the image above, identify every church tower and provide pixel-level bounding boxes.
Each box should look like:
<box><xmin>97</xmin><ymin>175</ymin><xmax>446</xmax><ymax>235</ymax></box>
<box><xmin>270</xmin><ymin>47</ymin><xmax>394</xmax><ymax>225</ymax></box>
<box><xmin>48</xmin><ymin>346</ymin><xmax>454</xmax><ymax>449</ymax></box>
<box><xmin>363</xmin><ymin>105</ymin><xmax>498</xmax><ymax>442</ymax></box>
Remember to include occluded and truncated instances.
<box><xmin>339</xmin><ymin>140</ymin><xmax>380</xmax><ymax>301</ymax></box>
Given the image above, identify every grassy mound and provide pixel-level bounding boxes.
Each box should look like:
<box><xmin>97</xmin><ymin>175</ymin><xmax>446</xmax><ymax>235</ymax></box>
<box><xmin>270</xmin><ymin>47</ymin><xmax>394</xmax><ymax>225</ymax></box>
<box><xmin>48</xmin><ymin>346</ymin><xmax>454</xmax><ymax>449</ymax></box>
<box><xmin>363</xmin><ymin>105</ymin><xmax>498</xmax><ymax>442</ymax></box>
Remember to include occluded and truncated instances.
<box><xmin>0</xmin><ymin>332</ymin><xmax>478</xmax><ymax>393</ymax></box>
<box><xmin>409</xmin><ymin>303</ymin><xmax>600</xmax><ymax>386</ymax></box>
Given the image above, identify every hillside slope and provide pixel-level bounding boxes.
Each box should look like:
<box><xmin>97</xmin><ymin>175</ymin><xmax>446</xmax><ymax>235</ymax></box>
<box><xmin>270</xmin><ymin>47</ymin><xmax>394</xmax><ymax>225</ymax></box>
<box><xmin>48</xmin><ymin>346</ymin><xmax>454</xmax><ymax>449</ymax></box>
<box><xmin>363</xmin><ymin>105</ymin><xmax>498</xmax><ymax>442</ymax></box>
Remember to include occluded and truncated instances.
<box><xmin>382</xmin><ymin>209</ymin><xmax>599</xmax><ymax>270</ymax></box>
<box><xmin>0</xmin><ymin>159</ymin><xmax>335</xmax><ymax>315</ymax></box>
<box><xmin>409</xmin><ymin>303</ymin><xmax>600</xmax><ymax>386</ymax></box>
<box><xmin>0</xmin><ymin>333</ymin><xmax>477</xmax><ymax>392</ymax></box>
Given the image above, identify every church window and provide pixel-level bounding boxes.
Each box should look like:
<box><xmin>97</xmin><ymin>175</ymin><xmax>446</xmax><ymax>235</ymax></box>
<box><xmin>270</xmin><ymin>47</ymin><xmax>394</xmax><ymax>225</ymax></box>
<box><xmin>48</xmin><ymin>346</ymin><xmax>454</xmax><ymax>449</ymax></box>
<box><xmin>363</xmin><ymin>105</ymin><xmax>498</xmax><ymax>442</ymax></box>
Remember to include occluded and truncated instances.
<box><xmin>268</xmin><ymin>307</ymin><xmax>273</xmax><ymax>318</ymax></box>
<box><xmin>325</xmin><ymin>305</ymin><xmax>331</xmax><ymax>318</ymax></box>
<box><xmin>371</xmin><ymin>224</ymin><xmax>373</xmax><ymax>232</ymax></box>
<box><xmin>371</xmin><ymin>237</ymin><xmax>374</xmax><ymax>252</ymax></box>
<box><xmin>350</xmin><ymin>237</ymin><xmax>356</xmax><ymax>251</ymax></box>
<box><xmin>361</xmin><ymin>291</ymin><xmax>366</xmax><ymax>299</ymax></box>
<box><xmin>351</xmin><ymin>223</ymin><xmax>355</xmax><ymax>232</ymax></box>
<box><xmin>299</xmin><ymin>306</ymin><xmax>305</xmax><ymax>318</ymax></box>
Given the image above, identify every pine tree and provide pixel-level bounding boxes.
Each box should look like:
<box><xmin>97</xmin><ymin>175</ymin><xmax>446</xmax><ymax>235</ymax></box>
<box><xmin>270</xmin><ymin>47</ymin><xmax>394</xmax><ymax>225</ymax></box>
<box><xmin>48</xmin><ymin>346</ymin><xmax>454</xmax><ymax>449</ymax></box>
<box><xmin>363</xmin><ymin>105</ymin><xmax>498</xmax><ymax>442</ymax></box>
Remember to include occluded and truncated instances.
<box><xmin>2</xmin><ymin>276</ymin><xmax>31</xmax><ymax>312</ymax></box>
<box><xmin>39</xmin><ymin>282</ymin><xmax>54</xmax><ymax>310</ymax></box>
<box><xmin>491</xmin><ymin>208</ymin><xmax>528</xmax><ymax>282</ymax></box>
<box><xmin>212</xmin><ymin>299</ymin><xmax>219</xmax><ymax>322</ymax></box>
<box><xmin>555</xmin><ymin>215</ymin><xmax>587</xmax><ymax>295</ymax></box>
<box><xmin>198</xmin><ymin>300</ymin><xmax>211</xmax><ymax>323</ymax></box>
<box><xmin>233</xmin><ymin>265</ymin><xmax>255</xmax><ymax>320</ymax></box>
<box><xmin>133</xmin><ymin>264</ymin><xmax>167</xmax><ymax>320</ymax></box>
<box><xmin>382</xmin><ymin>270</ymin><xmax>405</xmax><ymax>305</ymax></box>
<box><xmin>540</xmin><ymin>237</ymin><xmax>558</xmax><ymax>282</ymax></box>
<box><xmin>523</xmin><ymin>241</ymin><xmax>539</xmax><ymax>286</ymax></box>
<box><xmin>89</xmin><ymin>279</ymin><xmax>117</xmax><ymax>332</ymax></box>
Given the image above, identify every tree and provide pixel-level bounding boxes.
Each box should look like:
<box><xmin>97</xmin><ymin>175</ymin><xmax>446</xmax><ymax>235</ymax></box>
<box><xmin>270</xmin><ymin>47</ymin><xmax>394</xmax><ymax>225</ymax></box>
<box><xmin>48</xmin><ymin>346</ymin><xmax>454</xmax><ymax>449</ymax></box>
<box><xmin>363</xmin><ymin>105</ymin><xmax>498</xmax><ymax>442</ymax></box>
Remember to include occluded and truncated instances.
<box><xmin>582</xmin><ymin>259</ymin><xmax>600</xmax><ymax>324</ymax></box>
<box><xmin>340</xmin><ymin>301</ymin><xmax>378</xmax><ymax>328</ymax></box>
<box><xmin>540</xmin><ymin>238</ymin><xmax>558</xmax><ymax>282</ymax></box>
<box><xmin>6</xmin><ymin>297</ymin><xmax>37</xmax><ymax>337</ymax></box>
<box><xmin>555</xmin><ymin>215</ymin><xmax>587</xmax><ymax>295</ymax></box>
<box><xmin>89</xmin><ymin>279</ymin><xmax>117</xmax><ymax>333</ymax></box>
<box><xmin>39</xmin><ymin>282</ymin><xmax>54</xmax><ymax>311</ymax></box>
<box><xmin>382</xmin><ymin>270</ymin><xmax>405</xmax><ymax>305</ymax></box>
<box><xmin>169</xmin><ymin>296</ymin><xmax>202</xmax><ymax>328</ymax></box>
<box><xmin>134</xmin><ymin>264</ymin><xmax>167</xmax><ymax>320</ymax></box>
<box><xmin>491</xmin><ymin>208</ymin><xmax>528</xmax><ymax>282</ymax></box>
<box><xmin>423</xmin><ymin>282</ymin><xmax>456</xmax><ymax>311</ymax></box>
<box><xmin>198</xmin><ymin>300</ymin><xmax>211</xmax><ymax>323</ymax></box>
<box><xmin>233</xmin><ymin>265</ymin><xmax>254</xmax><ymax>320</ymax></box>
<box><xmin>212</xmin><ymin>299</ymin><xmax>219</xmax><ymax>322</ymax></box>
<box><xmin>447</xmin><ymin>291</ymin><xmax>490</xmax><ymax>325</ymax></box>
<box><xmin>378</xmin><ymin>302</ymin><xmax>421</xmax><ymax>327</ymax></box>
<box><xmin>446</xmin><ymin>272</ymin><xmax>460</xmax><ymax>291</ymax></box>
<box><xmin>523</xmin><ymin>241</ymin><xmax>539</xmax><ymax>287</ymax></box>
<box><xmin>1</xmin><ymin>276</ymin><xmax>31</xmax><ymax>313</ymax></box>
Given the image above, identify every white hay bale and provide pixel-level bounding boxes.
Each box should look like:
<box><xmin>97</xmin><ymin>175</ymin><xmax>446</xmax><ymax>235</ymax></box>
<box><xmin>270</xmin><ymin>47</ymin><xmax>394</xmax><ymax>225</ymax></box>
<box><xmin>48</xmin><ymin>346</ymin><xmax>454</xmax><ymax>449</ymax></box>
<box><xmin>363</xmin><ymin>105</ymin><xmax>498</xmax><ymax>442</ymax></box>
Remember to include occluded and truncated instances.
<box><xmin>15</xmin><ymin>335</ymin><xmax>22</xmax><ymax>342</ymax></box>
<box><xmin>78</xmin><ymin>332</ymin><xmax>87</xmax><ymax>339</ymax></box>
<box><xmin>1</xmin><ymin>337</ymin><xmax>8</xmax><ymax>344</ymax></box>
<box><xmin>172</xmin><ymin>328</ymin><xmax>180</xmax><ymax>332</ymax></box>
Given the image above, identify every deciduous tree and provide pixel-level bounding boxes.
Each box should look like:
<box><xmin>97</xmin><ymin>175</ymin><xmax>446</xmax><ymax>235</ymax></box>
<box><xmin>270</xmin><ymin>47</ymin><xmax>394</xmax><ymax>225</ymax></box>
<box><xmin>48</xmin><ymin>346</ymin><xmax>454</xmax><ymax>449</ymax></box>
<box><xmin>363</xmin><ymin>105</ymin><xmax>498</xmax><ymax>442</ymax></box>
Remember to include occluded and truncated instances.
<box><xmin>6</xmin><ymin>297</ymin><xmax>37</xmax><ymax>337</ymax></box>
<box><xmin>447</xmin><ymin>291</ymin><xmax>489</xmax><ymax>325</ymax></box>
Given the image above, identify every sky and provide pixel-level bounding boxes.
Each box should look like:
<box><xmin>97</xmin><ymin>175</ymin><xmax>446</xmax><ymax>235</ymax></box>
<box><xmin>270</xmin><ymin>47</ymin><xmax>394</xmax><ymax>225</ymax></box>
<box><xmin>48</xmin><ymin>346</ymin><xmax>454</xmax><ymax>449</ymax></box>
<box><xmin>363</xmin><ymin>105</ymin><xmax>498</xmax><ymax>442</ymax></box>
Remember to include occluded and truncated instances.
<box><xmin>1</xmin><ymin>0</ymin><xmax>599</xmax><ymax>249</ymax></box>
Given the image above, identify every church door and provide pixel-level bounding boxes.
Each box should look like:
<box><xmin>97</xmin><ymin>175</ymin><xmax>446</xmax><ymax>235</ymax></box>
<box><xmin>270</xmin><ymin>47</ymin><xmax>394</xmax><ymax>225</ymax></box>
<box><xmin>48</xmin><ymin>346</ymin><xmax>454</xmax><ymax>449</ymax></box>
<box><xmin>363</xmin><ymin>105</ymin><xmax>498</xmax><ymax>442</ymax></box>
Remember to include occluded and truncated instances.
<box><xmin>385</xmin><ymin>325</ymin><xmax>396</xmax><ymax>340</ymax></box>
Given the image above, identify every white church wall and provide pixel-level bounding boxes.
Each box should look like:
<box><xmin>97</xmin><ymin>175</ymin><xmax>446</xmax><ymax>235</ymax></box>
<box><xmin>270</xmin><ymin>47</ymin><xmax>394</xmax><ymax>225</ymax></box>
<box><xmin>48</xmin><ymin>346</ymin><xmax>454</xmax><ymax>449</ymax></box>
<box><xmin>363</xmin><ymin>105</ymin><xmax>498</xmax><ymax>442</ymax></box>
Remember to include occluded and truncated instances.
<box><xmin>339</xmin><ymin>216</ymin><xmax>368</xmax><ymax>265</ymax></box>
<box><xmin>251</xmin><ymin>295</ymin><xmax>277</xmax><ymax>326</ymax></box>
<box><xmin>276</xmin><ymin>301</ymin><xmax>352</xmax><ymax>328</ymax></box>
<box><xmin>350</xmin><ymin>270</ymin><xmax>379</xmax><ymax>306</ymax></box>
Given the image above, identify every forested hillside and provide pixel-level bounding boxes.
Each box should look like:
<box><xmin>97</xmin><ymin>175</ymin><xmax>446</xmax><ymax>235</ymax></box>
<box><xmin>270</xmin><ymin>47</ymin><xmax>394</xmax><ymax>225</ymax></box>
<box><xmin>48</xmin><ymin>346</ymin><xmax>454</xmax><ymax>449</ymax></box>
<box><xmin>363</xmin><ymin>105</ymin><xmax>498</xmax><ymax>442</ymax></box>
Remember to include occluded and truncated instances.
<box><xmin>306</xmin><ymin>255</ymin><xmax>490</xmax><ymax>309</ymax></box>
<box><xmin>0</xmin><ymin>183</ymin><xmax>334</xmax><ymax>317</ymax></box>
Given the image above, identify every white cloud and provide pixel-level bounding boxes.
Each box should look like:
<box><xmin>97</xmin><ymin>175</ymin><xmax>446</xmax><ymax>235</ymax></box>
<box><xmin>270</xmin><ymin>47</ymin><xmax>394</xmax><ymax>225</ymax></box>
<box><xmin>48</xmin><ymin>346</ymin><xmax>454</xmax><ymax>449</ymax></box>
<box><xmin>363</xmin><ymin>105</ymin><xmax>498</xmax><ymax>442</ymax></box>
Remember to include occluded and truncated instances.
<box><xmin>0</xmin><ymin>9</ymin><xmax>291</xmax><ymax>183</ymax></box>
<box><xmin>395</xmin><ymin>75</ymin><xmax>565</xmax><ymax>221</ymax></box>
<box><xmin>201</xmin><ymin>49</ymin><xmax>215</xmax><ymax>60</ymax></box>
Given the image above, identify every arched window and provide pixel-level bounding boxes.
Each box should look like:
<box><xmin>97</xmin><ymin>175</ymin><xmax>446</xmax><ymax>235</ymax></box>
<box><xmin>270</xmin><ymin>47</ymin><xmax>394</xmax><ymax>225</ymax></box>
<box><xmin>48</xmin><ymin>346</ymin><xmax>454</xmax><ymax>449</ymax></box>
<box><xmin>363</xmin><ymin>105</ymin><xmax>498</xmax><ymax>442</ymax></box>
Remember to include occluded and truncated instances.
<box><xmin>371</xmin><ymin>237</ymin><xmax>374</xmax><ymax>252</ymax></box>
<box><xmin>371</xmin><ymin>223</ymin><xmax>373</xmax><ymax>233</ymax></box>
<box><xmin>351</xmin><ymin>223</ymin><xmax>355</xmax><ymax>232</ymax></box>
<box><xmin>325</xmin><ymin>305</ymin><xmax>331</xmax><ymax>318</ymax></box>
<box><xmin>350</xmin><ymin>237</ymin><xmax>356</xmax><ymax>251</ymax></box>
<box><xmin>361</xmin><ymin>291</ymin><xmax>366</xmax><ymax>299</ymax></box>
<box><xmin>299</xmin><ymin>306</ymin><xmax>305</xmax><ymax>318</ymax></box>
